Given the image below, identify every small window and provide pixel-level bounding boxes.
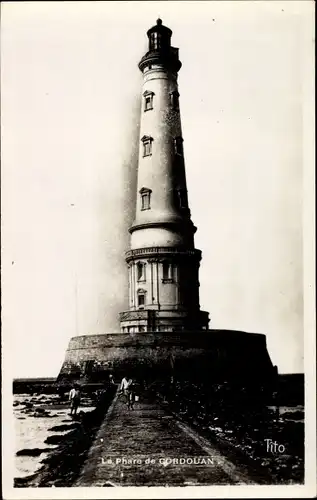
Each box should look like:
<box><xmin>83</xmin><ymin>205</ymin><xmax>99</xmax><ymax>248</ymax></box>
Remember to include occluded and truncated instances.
<box><xmin>145</xmin><ymin>96</ymin><xmax>152</xmax><ymax>111</ymax></box>
<box><xmin>141</xmin><ymin>135</ymin><xmax>153</xmax><ymax>157</ymax></box>
<box><xmin>162</xmin><ymin>261</ymin><xmax>174</xmax><ymax>282</ymax></box>
<box><xmin>163</xmin><ymin>262</ymin><xmax>169</xmax><ymax>280</ymax></box>
<box><xmin>143</xmin><ymin>91</ymin><xmax>154</xmax><ymax>111</ymax></box>
<box><xmin>141</xmin><ymin>192</ymin><xmax>150</xmax><ymax>210</ymax></box>
<box><xmin>137</xmin><ymin>262</ymin><xmax>146</xmax><ymax>281</ymax></box>
<box><xmin>150</xmin><ymin>31</ymin><xmax>162</xmax><ymax>50</ymax></box>
<box><xmin>144</xmin><ymin>142</ymin><xmax>151</xmax><ymax>156</ymax></box>
<box><xmin>150</xmin><ymin>32</ymin><xmax>158</xmax><ymax>50</ymax></box>
<box><xmin>140</xmin><ymin>187</ymin><xmax>152</xmax><ymax>210</ymax></box>
<box><xmin>174</xmin><ymin>137</ymin><xmax>184</xmax><ymax>156</ymax></box>
<box><xmin>170</xmin><ymin>91</ymin><xmax>180</xmax><ymax>110</ymax></box>
<box><xmin>177</xmin><ymin>188</ymin><xmax>188</xmax><ymax>209</ymax></box>
<box><xmin>138</xmin><ymin>294</ymin><xmax>145</xmax><ymax>308</ymax></box>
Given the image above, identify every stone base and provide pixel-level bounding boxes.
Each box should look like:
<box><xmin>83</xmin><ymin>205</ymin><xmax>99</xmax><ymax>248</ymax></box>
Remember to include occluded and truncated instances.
<box><xmin>57</xmin><ymin>329</ymin><xmax>275</xmax><ymax>387</ymax></box>
<box><xmin>119</xmin><ymin>309</ymin><xmax>210</xmax><ymax>333</ymax></box>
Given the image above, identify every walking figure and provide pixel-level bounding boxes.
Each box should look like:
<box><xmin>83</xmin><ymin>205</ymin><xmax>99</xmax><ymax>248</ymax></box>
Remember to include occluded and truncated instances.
<box><xmin>127</xmin><ymin>380</ymin><xmax>137</xmax><ymax>411</ymax></box>
<box><xmin>120</xmin><ymin>376</ymin><xmax>135</xmax><ymax>410</ymax></box>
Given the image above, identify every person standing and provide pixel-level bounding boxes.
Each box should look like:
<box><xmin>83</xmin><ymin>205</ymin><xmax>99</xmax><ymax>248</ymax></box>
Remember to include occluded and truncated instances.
<box><xmin>127</xmin><ymin>379</ymin><xmax>136</xmax><ymax>410</ymax></box>
<box><xmin>69</xmin><ymin>384</ymin><xmax>81</xmax><ymax>416</ymax></box>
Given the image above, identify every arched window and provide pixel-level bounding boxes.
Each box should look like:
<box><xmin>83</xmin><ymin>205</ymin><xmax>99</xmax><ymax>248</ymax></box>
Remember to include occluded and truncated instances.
<box><xmin>162</xmin><ymin>261</ymin><xmax>174</xmax><ymax>283</ymax></box>
<box><xmin>137</xmin><ymin>262</ymin><xmax>146</xmax><ymax>281</ymax></box>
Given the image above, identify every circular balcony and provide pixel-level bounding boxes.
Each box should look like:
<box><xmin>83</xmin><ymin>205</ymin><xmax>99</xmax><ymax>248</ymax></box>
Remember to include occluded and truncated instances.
<box><xmin>125</xmin><ymin>246</ymin><xmax>202</xmax><ymax>263</ymax></box>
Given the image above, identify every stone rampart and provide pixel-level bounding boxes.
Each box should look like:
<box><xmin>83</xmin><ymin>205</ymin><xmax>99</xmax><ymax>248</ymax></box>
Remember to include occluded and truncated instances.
<box><xmin>58</xmin><ymin>330</ymin><xmax>274</xmax><ymax>386</ymax></box>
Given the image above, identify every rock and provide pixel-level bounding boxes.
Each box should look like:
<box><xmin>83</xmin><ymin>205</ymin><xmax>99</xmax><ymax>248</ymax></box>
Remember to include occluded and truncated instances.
<box><xmin>34</xmin><ymin>407</ymin><xmax>46</xmax><ymax>414</ymax></box>
<box><xmin>48</xmin><ymin>423</ymin><xmax>80</xmax><ymax>432</ymax></box>
<box><xmin>283</xmin><ymin>411</ymin><xmax>304</xmax><ymax>421</ymax></box>
<box><xmin>14</xmin><ymin>473</ymin><xmax>38</xmax><ymax>487</ymax></box>
<box><xmin>44</xmin><ymin>434</ymin><xmax>68</xmax><ymax>445</ymax></box>
<box><xmin>16</xmin><ymin>448</ymin><xmax>52</xmax><ymax>457</ymax></box>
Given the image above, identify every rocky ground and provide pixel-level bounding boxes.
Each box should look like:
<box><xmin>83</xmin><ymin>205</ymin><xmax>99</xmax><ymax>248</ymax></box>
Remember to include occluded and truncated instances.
<box><xmin>13</xmin><ymin>380</ymin><xmax>304</xmax><ymax>487</ymax></box>
<box><xmin>156</xmin><ymin>381</ymin><xmax>304</xmax><ymax>484</ymax></box>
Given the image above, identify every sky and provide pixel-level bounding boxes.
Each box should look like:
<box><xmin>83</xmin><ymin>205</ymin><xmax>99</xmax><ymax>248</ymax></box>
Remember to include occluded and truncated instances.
<box><xmin>1</xmin><ymin>1</ymin><xmax>313</xmax><ymax>378</ymax></box>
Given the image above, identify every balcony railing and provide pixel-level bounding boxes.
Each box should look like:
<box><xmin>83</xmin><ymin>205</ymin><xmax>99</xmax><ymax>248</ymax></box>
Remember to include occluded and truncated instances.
<box><xmin>125</xmin><ymin>247</ymin><xmax>201</xmax><ymax>261</ymax></box>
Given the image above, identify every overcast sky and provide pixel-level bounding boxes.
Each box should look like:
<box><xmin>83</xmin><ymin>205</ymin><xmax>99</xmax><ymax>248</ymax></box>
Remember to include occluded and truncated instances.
<box><xmin>2</xmin><ymin>1</ymin><xmax>313</xmax><ymax>377</ymax></box>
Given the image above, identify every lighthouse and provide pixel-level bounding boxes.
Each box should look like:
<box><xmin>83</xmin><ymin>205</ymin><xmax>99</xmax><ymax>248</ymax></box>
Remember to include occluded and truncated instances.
<box><xmin>119</xmin><ymin>19</ymin><xmax>210</xmax><ymax>333</ymax></box>
<box><xmin>59</xmin><ymin>19</ymin><xmax>274</xmax><ymax>389</ymax></box>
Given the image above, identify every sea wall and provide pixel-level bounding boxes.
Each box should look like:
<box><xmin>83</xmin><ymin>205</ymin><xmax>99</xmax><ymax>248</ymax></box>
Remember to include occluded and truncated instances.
<box><xmin>58</xmin><ymin>330</ymin><xmax>275</xmax><ymax>386</ymax></box>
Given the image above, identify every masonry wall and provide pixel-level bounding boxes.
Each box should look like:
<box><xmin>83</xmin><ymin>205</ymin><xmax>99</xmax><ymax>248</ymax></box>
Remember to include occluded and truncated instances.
<box><xmin>58</xmin><ymin>330</ymin><xmax>274</xmax><ymax>385</ymax></box>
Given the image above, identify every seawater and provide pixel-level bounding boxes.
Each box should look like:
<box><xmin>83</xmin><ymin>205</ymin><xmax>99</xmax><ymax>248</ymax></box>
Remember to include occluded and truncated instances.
<box><xmin>14</xmin><ymin>393</ymin><xmax>95</xmax><ymax>479</ymax></box>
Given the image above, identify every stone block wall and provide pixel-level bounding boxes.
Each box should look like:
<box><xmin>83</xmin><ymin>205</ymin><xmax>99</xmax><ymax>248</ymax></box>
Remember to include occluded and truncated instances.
<box><xmin>58</xmin><ymin>330</ymin><xmax>275</xmax><ymax>387</ymax></box>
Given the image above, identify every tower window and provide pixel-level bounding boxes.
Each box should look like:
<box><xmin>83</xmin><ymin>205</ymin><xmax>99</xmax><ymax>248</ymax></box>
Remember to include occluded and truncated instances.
<box><xmin>144</xmin><ymin>142</ymin><xmax>151</xmax><ymax>156</ymax></box>
<box><xmin>137</xmin><ymin>289</ymin><xmax>146</xmax><ymax>309</ymax></box>
<box><xmin>140</xmin><ymin>187</ymin><xmax>152</xmax><ymax>210</ymax></box>
<box><xmin>150</xmin><ymin>32</ymin><xmax>157</xmax><ymax>50</ymax></box>
<box><xmin>137</xmin><ymin>262</ymin><xmax>146</xmax><ymax>281</ymax></box>
<box><xmin>143</xmin><ymin>90</ymin><xmax>155</xmax><ymax>111</ymax></box>
<box><xmin>162</xmin><ymin>261</ymin><xmax>174</xmax><ymax>283</ymax></box>
<box><xmin>177</xmin><ymin>188</ymin><xmax>188</xmax><ymax>209</ymax></box>
<box><xmin>170</xmin><ymin>91</ymin><xmax>180</xmax><ymax>110</ymax></box>
<box><xmin>145</xmin><ymin>96</ymin><xmax>152</xmax><ymax>111</ymax></box>
<box><xmin>150</xmin><ymin>31</ymin><xmax>162</xmax><ymax>50</ymax></box>
<box><xmin>141</xmin><ymin>135</ymin><xmax>153</xmax><ymax>157</ymax></box>
<box><xmin>174</xmin><ymin>137</ymin><xmax>184</xmax><ymax>156</ymax></box>
<box><xmin>138</xmin><ymin>294</ymin><xmax>145</xmax><ymax>307</ymax></box>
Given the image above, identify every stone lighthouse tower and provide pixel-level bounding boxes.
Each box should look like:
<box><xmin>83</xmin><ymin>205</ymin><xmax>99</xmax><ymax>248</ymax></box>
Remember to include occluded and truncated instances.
<box><xmin>119</xmin><ymin>19</ymin><xmax>210</xmax><ymax>334</ymax></box>
<box><xmin>59</xmin><ymin>19</ymin><xmax>274</xmax><ymax>387</ymax></box>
